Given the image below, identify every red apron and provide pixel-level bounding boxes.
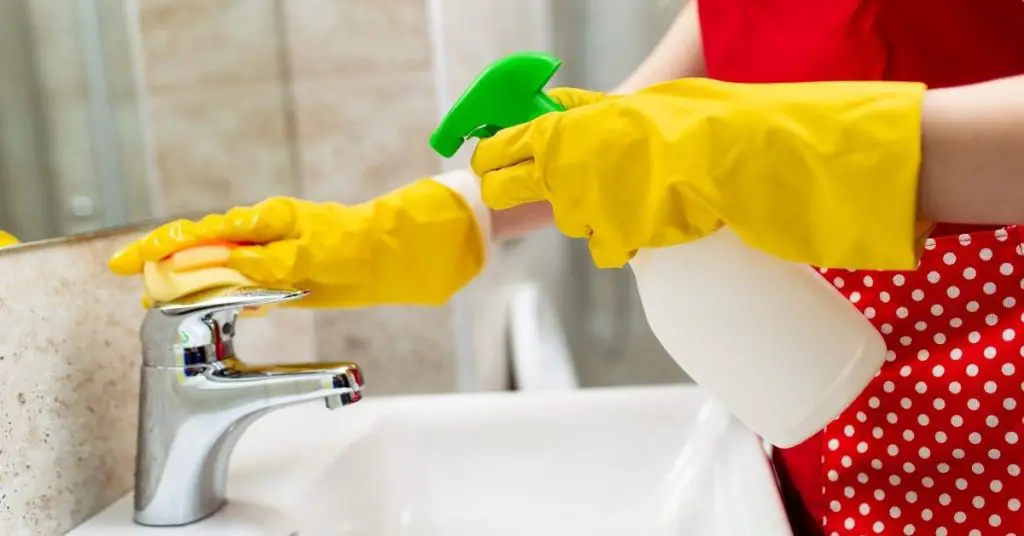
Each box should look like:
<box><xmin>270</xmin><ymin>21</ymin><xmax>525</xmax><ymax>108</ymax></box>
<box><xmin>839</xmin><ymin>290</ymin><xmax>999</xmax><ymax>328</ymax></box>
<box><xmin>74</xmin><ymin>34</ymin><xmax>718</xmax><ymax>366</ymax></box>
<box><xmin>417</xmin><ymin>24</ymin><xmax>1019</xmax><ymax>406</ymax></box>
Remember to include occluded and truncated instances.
<box><xmin>700</xmin><ymin>1</ymin><xmax>1024</xmax><ymax>535</ymax></box>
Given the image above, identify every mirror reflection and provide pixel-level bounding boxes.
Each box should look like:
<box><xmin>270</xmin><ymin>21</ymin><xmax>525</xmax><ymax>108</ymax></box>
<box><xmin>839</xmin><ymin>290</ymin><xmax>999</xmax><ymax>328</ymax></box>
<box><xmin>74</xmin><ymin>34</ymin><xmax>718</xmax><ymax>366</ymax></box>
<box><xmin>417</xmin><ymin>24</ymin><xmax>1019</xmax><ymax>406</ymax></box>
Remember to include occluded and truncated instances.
<box><xmin>0</xmin><ymin>0</ymin><xmax>300</xmax><ymax>249</ymax></box>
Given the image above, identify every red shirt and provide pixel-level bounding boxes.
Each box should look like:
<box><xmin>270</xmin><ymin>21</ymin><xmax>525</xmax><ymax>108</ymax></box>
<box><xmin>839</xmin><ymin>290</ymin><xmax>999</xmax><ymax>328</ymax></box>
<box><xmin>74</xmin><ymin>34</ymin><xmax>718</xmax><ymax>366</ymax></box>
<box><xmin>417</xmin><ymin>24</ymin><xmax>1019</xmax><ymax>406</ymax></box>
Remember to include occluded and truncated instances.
<box><xmin>698</xmin><ymin>2</ymin><xmax>1024</xmax><ymax>534</ymax></box>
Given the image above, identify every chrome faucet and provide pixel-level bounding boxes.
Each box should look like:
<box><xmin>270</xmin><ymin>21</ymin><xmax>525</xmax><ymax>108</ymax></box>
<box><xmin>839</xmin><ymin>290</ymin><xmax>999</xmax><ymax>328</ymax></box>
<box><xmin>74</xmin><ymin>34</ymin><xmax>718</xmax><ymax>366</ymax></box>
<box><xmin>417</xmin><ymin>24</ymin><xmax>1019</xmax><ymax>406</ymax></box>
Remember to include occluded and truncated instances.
<box><xmin>133</xmin><ymin>286</ymin><xmax>365</xmax><ymax>527</ymax></box>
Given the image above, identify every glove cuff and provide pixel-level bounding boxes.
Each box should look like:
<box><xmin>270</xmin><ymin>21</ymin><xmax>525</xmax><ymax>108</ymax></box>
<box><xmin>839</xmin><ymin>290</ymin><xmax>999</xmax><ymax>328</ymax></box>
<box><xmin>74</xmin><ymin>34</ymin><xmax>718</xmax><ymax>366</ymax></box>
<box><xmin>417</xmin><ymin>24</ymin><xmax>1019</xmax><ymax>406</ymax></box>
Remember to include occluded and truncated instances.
<box><xmin>430</xmin><ymin>168</ymin><xmax>492</xmax><ymax>261</ymax></box>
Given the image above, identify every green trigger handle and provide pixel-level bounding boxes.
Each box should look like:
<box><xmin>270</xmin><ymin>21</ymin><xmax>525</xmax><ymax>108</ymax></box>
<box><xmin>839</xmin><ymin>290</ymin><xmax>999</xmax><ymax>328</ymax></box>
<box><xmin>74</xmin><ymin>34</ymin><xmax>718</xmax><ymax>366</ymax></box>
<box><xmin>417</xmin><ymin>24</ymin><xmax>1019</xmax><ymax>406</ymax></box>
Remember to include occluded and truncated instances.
<box><xmin>429</xmin><ymin>51</ymin><xmax>565</xmax><ymax>159</ymax></box>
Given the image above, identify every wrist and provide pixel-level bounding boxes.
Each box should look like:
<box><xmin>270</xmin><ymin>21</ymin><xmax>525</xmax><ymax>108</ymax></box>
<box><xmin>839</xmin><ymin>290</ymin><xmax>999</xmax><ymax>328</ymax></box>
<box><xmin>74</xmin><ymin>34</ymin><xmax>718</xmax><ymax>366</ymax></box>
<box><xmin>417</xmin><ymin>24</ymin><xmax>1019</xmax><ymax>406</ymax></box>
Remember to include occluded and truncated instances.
<box><xmin>431</xmin><ymin>169</ymin><xmax>491</xmax><ymax>242</ymax></box>
<box><xmin>491</xmin><ymin>202</ymin><xmax>554</xmax><ymax>240</ymax></box>
<box><xmin>432</xmin><ymin>170</ymin><xmax>554</xmax><ymax>242</ymax></box>
<box><xmin>430</xmin><ymin>168</ymin><xmax>492</xmax><ymax>254</ymax></box>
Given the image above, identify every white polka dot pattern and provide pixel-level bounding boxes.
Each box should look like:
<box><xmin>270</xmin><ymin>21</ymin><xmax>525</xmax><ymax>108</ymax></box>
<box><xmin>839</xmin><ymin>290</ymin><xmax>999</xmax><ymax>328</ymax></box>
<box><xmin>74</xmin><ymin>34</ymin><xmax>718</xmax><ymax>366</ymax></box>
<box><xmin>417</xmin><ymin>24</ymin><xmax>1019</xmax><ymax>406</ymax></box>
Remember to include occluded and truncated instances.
<box><xmin>813</xmin><ymin>228</ymin><xmax>1024</xmax><ymax>535</ymax></box>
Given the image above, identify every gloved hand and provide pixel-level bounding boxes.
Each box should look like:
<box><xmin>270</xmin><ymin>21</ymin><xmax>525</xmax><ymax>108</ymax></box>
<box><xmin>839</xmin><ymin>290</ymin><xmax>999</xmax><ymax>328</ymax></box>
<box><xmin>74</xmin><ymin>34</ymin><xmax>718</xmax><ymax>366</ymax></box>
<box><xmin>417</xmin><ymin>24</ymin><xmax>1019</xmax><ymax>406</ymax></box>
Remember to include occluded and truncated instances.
<box><xmin>109</xmin><ymin>173</ymin><xmax>489</xmax><ymax>307</ymax></box>
<box><xmin>471</xmin><ymin>80</ymin><xmax>930</xmax><ymax>270</ymax></box>
<box><xmin>0</xmin><ymin>230</ymin><xmax>18</xmax><ymax>248</ymax></box>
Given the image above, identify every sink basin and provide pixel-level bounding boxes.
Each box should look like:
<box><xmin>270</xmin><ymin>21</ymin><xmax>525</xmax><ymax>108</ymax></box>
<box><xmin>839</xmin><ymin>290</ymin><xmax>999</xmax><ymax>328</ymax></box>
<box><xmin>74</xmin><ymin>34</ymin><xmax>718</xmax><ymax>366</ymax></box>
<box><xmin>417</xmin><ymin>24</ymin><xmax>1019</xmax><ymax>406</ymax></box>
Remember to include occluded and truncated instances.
<box><xmin>69</xmin><ymin>385</ymin><xmax>792</xmax><ymax>536</ymax></box>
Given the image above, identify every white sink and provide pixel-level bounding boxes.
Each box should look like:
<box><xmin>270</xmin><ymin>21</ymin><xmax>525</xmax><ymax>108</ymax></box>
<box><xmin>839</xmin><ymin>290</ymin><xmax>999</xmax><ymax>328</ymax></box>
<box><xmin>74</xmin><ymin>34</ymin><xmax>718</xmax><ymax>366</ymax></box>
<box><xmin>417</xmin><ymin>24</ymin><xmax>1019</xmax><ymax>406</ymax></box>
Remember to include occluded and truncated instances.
<box><xmin>69</xmin><ymin>386</ymin><xmax>792</xmax><ymax>536</ymax></box>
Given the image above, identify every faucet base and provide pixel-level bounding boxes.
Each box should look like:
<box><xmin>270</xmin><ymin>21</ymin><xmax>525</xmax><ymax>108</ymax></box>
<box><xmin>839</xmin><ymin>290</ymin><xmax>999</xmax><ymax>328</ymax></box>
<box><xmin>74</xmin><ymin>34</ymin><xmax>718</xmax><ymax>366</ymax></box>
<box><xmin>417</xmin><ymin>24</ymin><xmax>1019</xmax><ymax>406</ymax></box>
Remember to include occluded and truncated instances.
<box><xmin>133</xmin><ymin>499</ymin><xmax>225</xmax><ymax>528</ymax></box>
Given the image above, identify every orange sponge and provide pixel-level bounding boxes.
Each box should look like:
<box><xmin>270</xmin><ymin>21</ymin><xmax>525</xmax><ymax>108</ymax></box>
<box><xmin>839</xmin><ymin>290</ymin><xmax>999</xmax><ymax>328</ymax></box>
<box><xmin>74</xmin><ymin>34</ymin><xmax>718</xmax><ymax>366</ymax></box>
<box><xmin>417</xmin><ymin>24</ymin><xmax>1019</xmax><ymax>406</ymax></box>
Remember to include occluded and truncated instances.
<box><xmin>163</xmin><ymin>244</ymin><xmax>235</xmax><ymax>271</ymax></box>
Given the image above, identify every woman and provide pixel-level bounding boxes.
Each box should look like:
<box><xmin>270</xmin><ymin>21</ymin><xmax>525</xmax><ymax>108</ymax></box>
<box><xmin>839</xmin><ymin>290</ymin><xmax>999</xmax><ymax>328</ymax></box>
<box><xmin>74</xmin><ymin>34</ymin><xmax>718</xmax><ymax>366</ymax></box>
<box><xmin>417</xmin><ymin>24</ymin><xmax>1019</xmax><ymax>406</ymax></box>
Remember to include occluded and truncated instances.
<box><xmin>111</xmin><ymin>2</ymin><xmax>1023</xmax><ymax>534</ymax></box>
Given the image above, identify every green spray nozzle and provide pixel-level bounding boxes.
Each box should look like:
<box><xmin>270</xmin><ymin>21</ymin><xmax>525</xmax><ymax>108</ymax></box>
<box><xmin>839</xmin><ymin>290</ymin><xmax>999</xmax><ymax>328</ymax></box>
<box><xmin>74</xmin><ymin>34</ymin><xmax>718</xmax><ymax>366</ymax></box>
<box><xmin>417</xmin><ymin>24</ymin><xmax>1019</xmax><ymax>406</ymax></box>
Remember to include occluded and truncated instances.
<box><xmin>430</xmin><ymin>51</ymin><xmax>565</xmax><ymax>159</ymax></box>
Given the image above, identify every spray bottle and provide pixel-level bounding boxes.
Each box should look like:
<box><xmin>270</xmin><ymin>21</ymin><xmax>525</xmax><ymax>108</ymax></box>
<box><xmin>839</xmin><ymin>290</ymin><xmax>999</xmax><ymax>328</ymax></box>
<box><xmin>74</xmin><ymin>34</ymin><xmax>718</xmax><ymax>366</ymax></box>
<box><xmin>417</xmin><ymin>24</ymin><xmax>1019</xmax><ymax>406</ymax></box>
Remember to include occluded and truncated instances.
<box><xmin>429</xmin><ymin>51</ymin><xmax>888</xmax><ymax>447</ymax></box>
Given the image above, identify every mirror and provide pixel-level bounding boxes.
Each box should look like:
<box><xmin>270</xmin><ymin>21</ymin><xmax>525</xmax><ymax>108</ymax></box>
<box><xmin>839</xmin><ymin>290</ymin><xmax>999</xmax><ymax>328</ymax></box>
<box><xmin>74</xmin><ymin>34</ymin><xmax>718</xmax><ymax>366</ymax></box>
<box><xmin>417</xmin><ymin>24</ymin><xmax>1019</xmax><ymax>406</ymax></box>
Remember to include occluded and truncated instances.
<box><xmin>0</xmin><ymin>0</ymin><xmax>301</xmax><ymax>250</ymax></box>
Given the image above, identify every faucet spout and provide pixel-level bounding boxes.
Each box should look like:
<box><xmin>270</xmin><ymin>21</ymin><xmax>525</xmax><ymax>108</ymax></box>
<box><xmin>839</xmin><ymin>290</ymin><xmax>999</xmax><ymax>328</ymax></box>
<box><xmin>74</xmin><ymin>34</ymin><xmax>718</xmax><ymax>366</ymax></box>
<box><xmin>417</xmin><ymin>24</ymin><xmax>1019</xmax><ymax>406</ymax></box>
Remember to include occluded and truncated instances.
<box><xmin>132</xmin><ymin>286</ymin><xmax>366</xmax><ymax>527</ymax></box>
<box><xmin>206</xmin><ymin>358</ymin><xmax>364</xmax><ymax>411</ymax></box>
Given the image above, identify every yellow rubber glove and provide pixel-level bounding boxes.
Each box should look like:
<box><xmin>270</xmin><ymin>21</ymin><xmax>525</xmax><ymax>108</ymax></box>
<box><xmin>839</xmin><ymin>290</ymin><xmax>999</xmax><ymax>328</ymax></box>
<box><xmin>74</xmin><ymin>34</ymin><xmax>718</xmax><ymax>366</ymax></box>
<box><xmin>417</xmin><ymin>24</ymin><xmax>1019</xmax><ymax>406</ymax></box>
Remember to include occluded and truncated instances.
<box><xmin>471</xmin><ymin>80</ymin><xmax>930</xmax><ymax>271</ymax></box>
<box><xmin>109</xmin><ymin>174</ymin><xmax>488</xmax><ymax>307</ymax></box>
<box><xmin>0</xmin><ymin>230</ymin><xmax>18</xmax><ymax>248</ymax></box>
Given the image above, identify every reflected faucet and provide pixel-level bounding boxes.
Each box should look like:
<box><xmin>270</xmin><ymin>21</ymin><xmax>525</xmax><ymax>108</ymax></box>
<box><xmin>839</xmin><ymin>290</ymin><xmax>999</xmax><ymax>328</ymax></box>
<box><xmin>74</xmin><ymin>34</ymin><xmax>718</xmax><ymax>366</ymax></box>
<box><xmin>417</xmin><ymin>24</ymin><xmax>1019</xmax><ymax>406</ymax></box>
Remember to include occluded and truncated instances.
<box><xmin>133</xmin><ymin>286</ymin><xmax>365</xmax><ymax>527</ymax></box>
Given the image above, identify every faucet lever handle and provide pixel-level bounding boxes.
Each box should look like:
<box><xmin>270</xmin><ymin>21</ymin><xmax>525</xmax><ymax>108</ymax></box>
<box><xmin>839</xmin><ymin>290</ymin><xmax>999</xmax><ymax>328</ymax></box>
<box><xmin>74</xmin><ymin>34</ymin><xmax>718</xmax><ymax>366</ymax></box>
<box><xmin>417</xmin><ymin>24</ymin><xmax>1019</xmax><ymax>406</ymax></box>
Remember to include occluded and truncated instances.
<box><xmin>155</xmin><ymin>286</ymin><xmax>309</xmax><ymax>316</ymax></box>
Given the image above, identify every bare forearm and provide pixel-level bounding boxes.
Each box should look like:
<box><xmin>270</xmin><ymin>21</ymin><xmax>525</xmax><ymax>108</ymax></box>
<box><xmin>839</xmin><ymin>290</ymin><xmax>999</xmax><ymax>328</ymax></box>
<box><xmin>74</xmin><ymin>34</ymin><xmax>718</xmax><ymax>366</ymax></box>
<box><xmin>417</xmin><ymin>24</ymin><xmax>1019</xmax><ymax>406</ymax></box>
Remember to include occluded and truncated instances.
<box><xmin>612</xmin><ymin>1</ymin><xmax>705</xmax><ymax>94</ymax></box>
<box><xmin>490</xmin><ymin>2</ymin><xmax>705</xmax><ymax>239</ymax></box>
<box><xmin>919</xmin><ymin>75</ymin><xmax>1024</xmax><ymax>224</ymax></box>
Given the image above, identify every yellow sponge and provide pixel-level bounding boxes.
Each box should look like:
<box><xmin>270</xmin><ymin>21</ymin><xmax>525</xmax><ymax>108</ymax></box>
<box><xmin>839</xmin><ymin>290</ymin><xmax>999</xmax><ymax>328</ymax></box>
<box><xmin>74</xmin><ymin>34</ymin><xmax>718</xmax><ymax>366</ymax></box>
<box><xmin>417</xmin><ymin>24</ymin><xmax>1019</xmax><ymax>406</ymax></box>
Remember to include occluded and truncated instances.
<box><xmin>143</xmin><ymin>245</ymin><xmax>255</xmax><ymax>304</ymax></box>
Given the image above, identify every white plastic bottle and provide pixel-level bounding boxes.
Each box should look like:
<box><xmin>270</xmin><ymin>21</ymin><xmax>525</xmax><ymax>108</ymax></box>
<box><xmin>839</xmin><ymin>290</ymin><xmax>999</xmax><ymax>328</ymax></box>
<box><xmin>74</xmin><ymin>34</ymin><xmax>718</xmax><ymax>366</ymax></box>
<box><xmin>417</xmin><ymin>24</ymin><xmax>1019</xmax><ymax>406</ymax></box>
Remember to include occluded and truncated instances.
<box><xmin>629</xmin><ymin>228</ymin><xmax>888</xmax><ymax>447</ymax></box>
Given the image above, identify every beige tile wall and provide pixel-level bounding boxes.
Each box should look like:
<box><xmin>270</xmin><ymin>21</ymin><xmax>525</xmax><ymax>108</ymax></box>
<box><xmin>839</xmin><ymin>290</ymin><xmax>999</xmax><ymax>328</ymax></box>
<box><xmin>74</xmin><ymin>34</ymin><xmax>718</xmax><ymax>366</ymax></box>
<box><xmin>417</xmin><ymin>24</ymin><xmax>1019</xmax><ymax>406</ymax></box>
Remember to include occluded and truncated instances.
<box><xmin>139</xmin><ymin>0</ymin><xmax>463</xmax><ymax>394</ymax></box>
<box><xmin>282</xmin><ymin>0</ymin><xmax>459</xmax><ymax>394</ymax></box>
<box><xmin>139</xmin><ymin>0</ymin><xmax>299</xmax><ymax>214</ymax></box>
